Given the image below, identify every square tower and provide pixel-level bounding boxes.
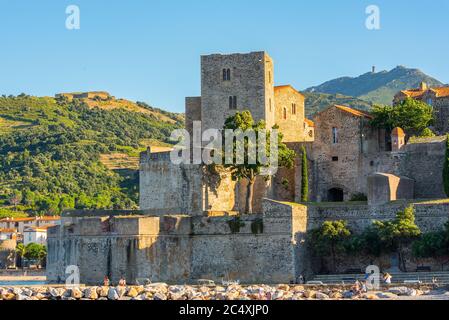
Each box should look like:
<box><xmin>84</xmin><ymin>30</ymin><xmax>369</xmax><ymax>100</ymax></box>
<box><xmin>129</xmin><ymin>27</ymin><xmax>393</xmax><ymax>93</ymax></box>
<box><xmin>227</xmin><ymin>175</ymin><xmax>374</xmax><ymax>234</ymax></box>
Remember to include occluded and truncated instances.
<box><xmin>200</xmin><ymin>51</ymin><xmax>275</xmax><ymax>133</ymax></box>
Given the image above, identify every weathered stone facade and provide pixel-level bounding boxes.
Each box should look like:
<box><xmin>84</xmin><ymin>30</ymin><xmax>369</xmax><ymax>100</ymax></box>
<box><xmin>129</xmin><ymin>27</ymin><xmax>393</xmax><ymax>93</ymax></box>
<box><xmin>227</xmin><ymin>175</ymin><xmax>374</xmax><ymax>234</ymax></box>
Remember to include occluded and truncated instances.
<box><xmin>47</xmin><ymin>199</ymin><xmax>307</xmax><ymax>285</ymax></box>
<box><xmin>47</xmin><ymin>199</ymin><xmax>449</xmax><ymax>284</ymax></box>
<box><xmin>310</xmin><ymin>104</ymin><xmax>446</xmax><ymax>202</ymax></box>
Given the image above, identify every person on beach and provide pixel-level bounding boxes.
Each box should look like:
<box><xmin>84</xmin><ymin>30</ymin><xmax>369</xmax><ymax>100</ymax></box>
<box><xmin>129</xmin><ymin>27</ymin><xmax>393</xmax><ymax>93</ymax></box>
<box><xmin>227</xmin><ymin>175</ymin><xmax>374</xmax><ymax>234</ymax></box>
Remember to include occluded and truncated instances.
<box><xmin>383</xmin><ymin>273</ymin><xmax>392</xmax><ymax>284</ymax></box>
<box><xmin>118</xmin><ymin>276</ymin><xmax>126</xmax><ymax>287</ymax></box>
<box><xmin>351</xmin><ymin>280</ymin><xmax>362</xmax><ymax>295</ymax></box>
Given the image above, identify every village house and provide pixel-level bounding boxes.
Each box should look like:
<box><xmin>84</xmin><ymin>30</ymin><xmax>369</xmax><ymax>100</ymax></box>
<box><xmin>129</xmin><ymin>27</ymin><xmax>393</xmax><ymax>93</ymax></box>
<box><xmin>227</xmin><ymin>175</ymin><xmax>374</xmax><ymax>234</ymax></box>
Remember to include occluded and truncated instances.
<box><xmin>393</xmin><ymin>82</ymin><xmax>449</xmax><ymax>134</ymax></box>
<box><xmin>23</xmin><ymin>225</ymin><xmax>54</xmax><ymax>246</ymax></box>
<box><xmin>0</xmin><ymin>216</ymin><xmax>60</xmax><ymax>235</ymax></box>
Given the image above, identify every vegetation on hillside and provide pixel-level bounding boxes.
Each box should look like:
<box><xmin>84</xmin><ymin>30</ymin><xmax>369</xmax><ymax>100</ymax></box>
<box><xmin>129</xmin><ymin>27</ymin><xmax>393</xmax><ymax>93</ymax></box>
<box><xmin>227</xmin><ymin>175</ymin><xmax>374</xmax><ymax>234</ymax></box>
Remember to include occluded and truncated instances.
<box><xmin>304</xmin><ymin>92</ymin><xmax>372</xmax><ymax>117</ymax></box>
<box><xmin>305</xmin><ymin>66</ymin><xmax>443</xmax><ymax>106</ymax></box>
<box><xmin>0</xmin><ymin>94</ymin><xmax>181</xmax><ymax>216</ymax></box>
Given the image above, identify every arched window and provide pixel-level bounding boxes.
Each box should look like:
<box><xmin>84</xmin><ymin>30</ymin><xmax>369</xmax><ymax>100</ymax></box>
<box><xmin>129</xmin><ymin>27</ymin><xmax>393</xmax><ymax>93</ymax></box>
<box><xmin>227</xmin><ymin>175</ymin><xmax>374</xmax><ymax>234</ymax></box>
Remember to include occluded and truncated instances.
<box><xmin>223</xmin><ymin>68</ymin><xmax>231</xmax><ymax>81</ymax></box>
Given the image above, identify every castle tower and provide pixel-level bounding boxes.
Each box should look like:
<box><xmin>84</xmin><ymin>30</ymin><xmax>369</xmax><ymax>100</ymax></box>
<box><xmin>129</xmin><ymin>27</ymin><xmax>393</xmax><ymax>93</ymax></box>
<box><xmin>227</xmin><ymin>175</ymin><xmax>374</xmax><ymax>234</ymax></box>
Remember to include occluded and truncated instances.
<box><xmin>200</xmin><ymin>52</ymin><xmax>275</xmax><ymax>134</ymax></box>
<box><xmin>391</xmin><ymin>127</ymin><xmax>406</xmax><ymax>151</ymax></box>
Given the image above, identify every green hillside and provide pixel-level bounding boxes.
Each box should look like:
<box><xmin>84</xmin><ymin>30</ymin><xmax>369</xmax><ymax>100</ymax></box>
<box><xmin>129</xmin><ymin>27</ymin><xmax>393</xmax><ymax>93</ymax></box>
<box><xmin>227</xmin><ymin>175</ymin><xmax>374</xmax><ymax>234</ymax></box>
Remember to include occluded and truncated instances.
<box><xmin>304</xmin><ymin>92</ymin><xmax>372</xmax><ymax>117</ymax></box>
<box><xmin>0</xmin><ymin>94</ymin><xmax>182</xmax><ymax>216</ymax></box>
<box><xmin>305</xmin><ymin>66</ymin><xmax>444</xmax><ymax>105</ymax></box>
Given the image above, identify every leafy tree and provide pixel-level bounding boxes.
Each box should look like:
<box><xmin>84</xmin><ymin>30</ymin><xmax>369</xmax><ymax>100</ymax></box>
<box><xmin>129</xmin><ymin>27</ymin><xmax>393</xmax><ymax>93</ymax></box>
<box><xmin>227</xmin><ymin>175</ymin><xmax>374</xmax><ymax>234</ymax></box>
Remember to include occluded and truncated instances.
<box><xmin>24</xmin><ymin>243</ymin><xmax>46</xmax><ymax>265</ymax></box>
<box><xmin>222</xmin><ymin>111</ymin><xmax>296</xmax><ymax>214</ymax></box>
<box><xmin>444</xmin><ymin>135</ymin><xmax>449</xmax><ymax>197</ymax></box>
<box><xmin>344</xmin><ymin>226</ymin><xmax>385</xmax><ymax>257</ymax></box>
<box><xmin>371</xmin><ymin>98</ymin><xmax>434</xmax><ymax>136</ymax></box>
<box><xmin>15</xmin><ymin>243</ymin><xmax>26</xmax><ymax>269</ymax></box>
<box><xmin>309</xmin><ymin>220</ymin><xmax>351</xmax><ymax>272</ymax></box>
<box><xmin>300</xmin><ymin>146</ymin><xmax>309</xmax><ymax>202</ymax></box>
<box><xmin>9</xmin><ymin>190</ymin><xmax>22</xmax><ymax>207</ymax></box>
<box><xmin>373</xmin><ymin>206</ymin><xmax>421</xmax><ymax>271</ymax></box>
<box><xmin>412</xmin><ymin>231</ymin><xmax>447</xmax><ymax>259</ymax></box>
<box><xmin>420</xmin><ymin>128</ymin><xmax>436</xmax><ymax>137</ymax></box>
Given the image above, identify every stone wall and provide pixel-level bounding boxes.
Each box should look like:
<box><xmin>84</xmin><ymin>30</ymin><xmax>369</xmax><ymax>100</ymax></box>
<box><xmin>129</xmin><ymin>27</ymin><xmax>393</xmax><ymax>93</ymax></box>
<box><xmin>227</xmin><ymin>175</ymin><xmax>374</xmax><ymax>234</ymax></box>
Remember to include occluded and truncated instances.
<box><xmin>47</xmin><ymin>199</ymin><xmax>309</xmax><ymax>285</ymax></box>
<box><xmin>0</xmin><ymin>239</ymin><xmax>16</xmax><ymax>269</ymax></box>
<box><xmin>139</xmin><ymin>151</ymin><xmax>204</xmax><ymax>215</ymax></box>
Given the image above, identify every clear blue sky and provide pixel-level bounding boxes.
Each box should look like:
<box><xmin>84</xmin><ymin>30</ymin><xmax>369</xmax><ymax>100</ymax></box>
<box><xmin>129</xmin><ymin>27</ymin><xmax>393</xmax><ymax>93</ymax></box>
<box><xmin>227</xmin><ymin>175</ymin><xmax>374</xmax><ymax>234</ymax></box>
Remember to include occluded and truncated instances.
<box><xmin>1</xmin><ymin>0</ymin><xmax>448</xmax><ymax>112</ymax></box>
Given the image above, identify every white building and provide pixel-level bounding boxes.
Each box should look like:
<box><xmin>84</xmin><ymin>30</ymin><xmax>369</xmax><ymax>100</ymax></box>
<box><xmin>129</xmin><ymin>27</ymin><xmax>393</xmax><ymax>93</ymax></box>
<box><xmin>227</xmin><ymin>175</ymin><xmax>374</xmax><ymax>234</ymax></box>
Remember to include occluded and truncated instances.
<box><xmin>23</xmin><ymin>225</ymin><xmax>54</xmax><ymax>246</ymax></box>
<box><xmin>0</xmin><ymin>216</ymin><xmax>60</xmax><ymax>234</ymax></box>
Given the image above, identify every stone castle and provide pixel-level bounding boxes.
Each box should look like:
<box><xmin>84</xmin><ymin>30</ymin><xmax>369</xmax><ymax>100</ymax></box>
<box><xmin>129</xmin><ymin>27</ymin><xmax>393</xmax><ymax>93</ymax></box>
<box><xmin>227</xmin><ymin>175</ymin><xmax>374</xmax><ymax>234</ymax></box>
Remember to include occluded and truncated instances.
<box><xmin>47</xmin><ymin>52</ymin><xmax>449</xmax><ymax>285</ymax></box>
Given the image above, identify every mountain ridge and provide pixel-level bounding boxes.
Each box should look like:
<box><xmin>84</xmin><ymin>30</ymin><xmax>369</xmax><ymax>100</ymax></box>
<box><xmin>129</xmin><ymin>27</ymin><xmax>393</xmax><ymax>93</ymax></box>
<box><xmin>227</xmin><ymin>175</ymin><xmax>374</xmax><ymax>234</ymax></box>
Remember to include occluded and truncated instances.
<box><xmin>305</xmin><ymin>66</ymin><xmax>444</xmax><ymax>106</ymax></box>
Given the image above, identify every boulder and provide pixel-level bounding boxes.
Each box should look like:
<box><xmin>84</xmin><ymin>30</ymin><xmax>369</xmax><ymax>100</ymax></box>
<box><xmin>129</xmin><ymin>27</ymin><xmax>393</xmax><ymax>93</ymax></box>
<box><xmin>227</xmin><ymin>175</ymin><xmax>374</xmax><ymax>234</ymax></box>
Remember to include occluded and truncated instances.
<box><xmin>376</xmin><ymin>292</ymin><xmax>398</xmax><ymax>299</ymax></box>
<box><xmin>153</xmin><ymin>292</ymin><xmax>167</xmax><ymax>300</ymax></box>
<box><xmin>71</xmin><ymin>287</ymin><xmax>83</xmax><ymax>299</ymax></box>
<box><xmin>127</xmin><ymin>287</ymin><xmax>139</xmax><ymax>298</ymax></box>
<box><xmin>330</xmin><ymin>291</ymin><xmax>343</xmax><ymax>299</ymax></box>
<box><xmin>97</xmin><ymin>286</ymin><xmax>109</xmax><ymax>297</ymax></box>
<box><xmin>389</xmin><ymin>287</ymin><xmax>415</xmax><ymax>296</ymax></box>
<box><xmin>303</xmin><ymin>290</ymin><xmax>317</xmax><ymax>299</ymax></box>
<box><xmin>272</xmin><ymin>290</ymin><xmax>284</xmax><ymax>300</ymax></box>
<box><xmin>315</xmin><ymin>292</ymin><xmax>329</xmax><ymax>300</ymax></box>
<box><xmin>108</xmin><ymin>288</ymin><xmax>119</xmax><ymax>300</ymax></box>
<box><xmin>84</xmin><ymin>287</ymin><xmax>99</xmax><ymax>300</ymax></box>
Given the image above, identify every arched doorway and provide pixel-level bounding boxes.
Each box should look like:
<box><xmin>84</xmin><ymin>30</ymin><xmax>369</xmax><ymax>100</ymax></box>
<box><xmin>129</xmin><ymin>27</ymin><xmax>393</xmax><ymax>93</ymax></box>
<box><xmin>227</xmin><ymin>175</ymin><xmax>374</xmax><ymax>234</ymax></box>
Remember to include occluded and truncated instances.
<box><xmin>328</xmin><ymin>188</ymin><xmax>344</xmax><ymax>202</ymax></box>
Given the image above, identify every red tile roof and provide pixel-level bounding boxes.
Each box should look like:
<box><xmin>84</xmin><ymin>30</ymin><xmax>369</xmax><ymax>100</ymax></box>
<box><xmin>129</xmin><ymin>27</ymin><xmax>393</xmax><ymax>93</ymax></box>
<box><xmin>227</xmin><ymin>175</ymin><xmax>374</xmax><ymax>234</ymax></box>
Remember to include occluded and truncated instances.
<box><xmin>400</xmin><ymin>85</ymin><xmax>449</xmax><ymax>99</ymax></box>
<box><xmin>304</xmin><ymin>118</ymin><xmax>315</xmax><ymax>127</ymax></box>
<box><xmin>274</xmin><ymin>85</ymin><xmax>304</xmax><ymax>97</ymax></box>
<box><xmin>334</xmin><ymin>105</ymin><xmax>374</xmax><ymax>119</ymax></box>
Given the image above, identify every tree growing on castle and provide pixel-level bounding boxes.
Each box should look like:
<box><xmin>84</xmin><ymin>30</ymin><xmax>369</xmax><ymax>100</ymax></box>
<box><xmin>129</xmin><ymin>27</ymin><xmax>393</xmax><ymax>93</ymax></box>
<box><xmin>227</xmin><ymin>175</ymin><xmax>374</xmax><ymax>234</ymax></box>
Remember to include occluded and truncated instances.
<box><xmin>443</xmin><ymin>135</ymin><xmax>449</xmax><ymax>197</ymax></box>
<box><xmin>373</xmin><ymin>206</ymin><xmax>421</xmax><ymax>272</ymax></box>
<box><xmin>370</xmin><ymin>98</ymin><xmax>433</xmax><ymax>137</ymax></box>
<box><xmin>301</xmin><ymin>146</ymin><xmax>309</xmax><ymax>202</ymax></box>
<box><xmin>221</xmin><ymin>111</ymin><xmax>296</xmax><ymax>214</ymax></box>
<box><xmin>308</xmin><ymin>220</ymin><xmax>352</xmax><ymax>273</ymax></box>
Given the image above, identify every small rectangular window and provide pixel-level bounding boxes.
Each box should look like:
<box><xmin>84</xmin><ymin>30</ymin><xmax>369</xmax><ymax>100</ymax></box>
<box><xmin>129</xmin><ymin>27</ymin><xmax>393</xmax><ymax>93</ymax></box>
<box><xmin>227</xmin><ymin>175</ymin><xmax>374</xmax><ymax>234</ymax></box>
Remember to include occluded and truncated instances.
<box><xmin>269</xmin><ymin>98</ymin><xmax>272</xmax><ymax>112</ymax></box>
<box><xmin>229</xmin><ymin>96</ymin><xmax>237</xmax><ymax>109</ymax></box>
<box><xmin>332</xmin><ymin>156</ymin><xmax>339</xmax><ymax>162</ymax></box>
<box><xmin>292</xmin><ymin>103</ymin><xmax>296</xmax><ymax>115</ymax></box>
<box><xmin>332</xmin><ymin>127</ymin><xmax>338</xmax><ymax>144</ymax></box>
